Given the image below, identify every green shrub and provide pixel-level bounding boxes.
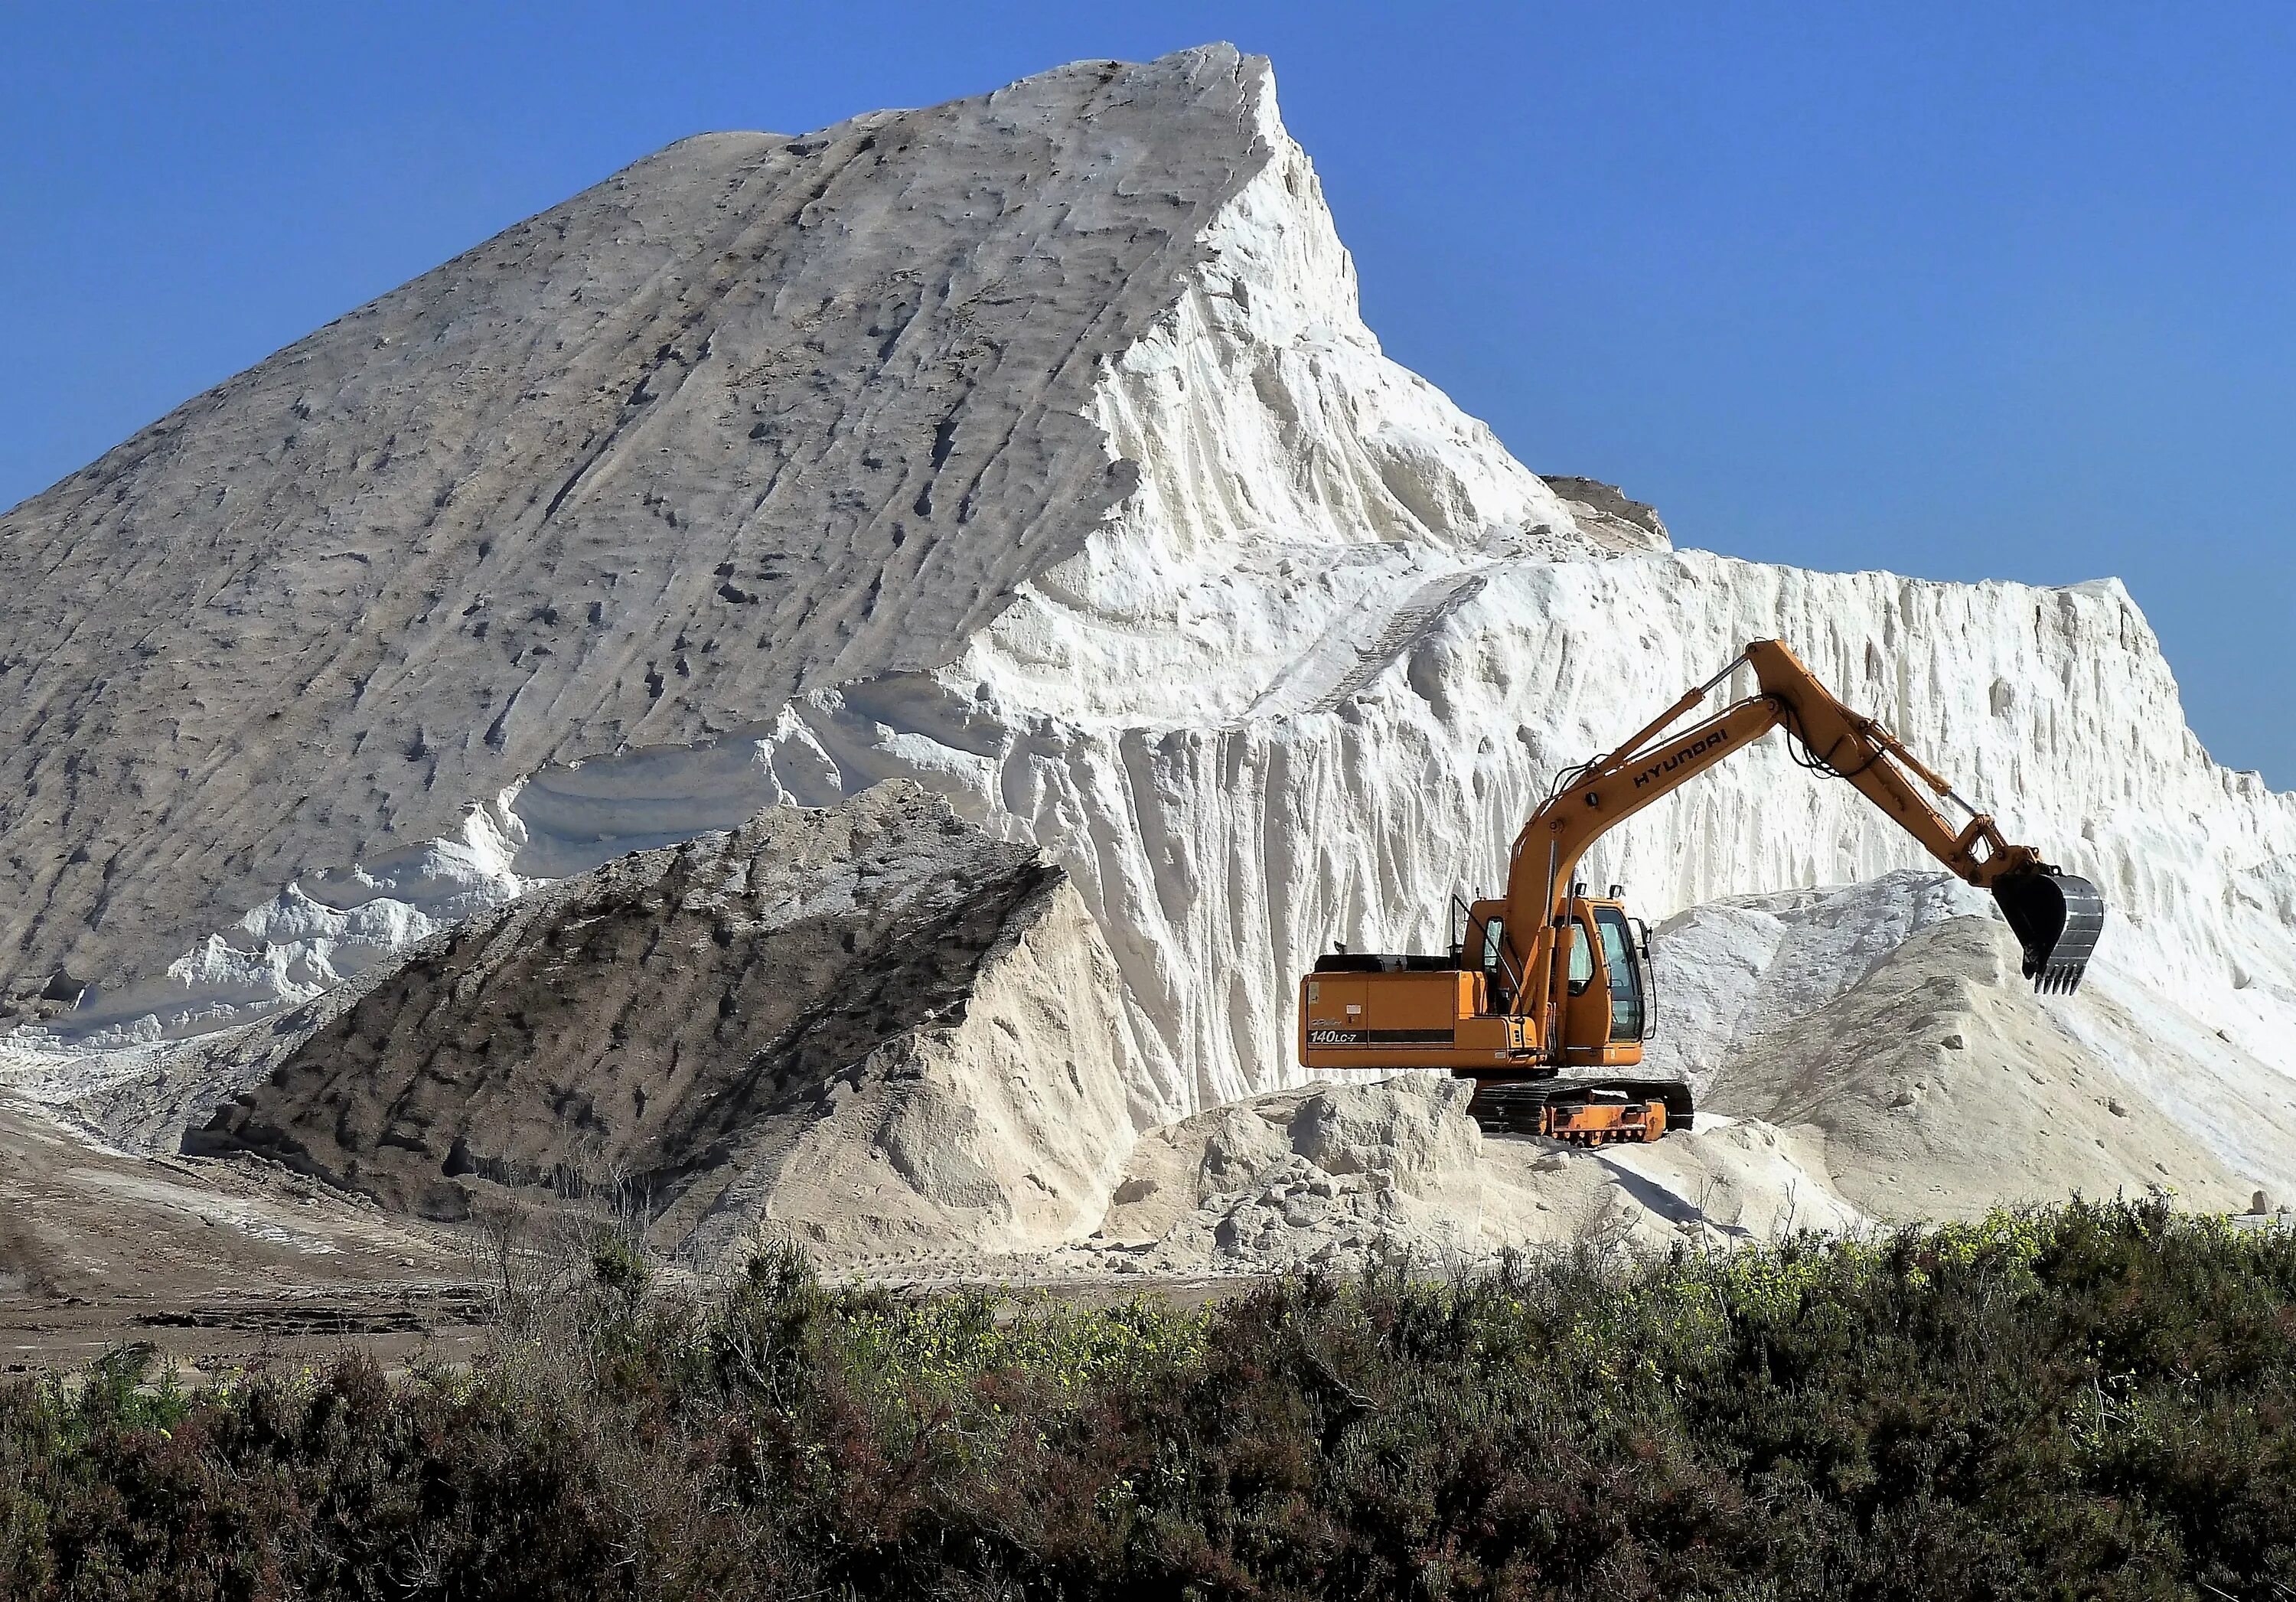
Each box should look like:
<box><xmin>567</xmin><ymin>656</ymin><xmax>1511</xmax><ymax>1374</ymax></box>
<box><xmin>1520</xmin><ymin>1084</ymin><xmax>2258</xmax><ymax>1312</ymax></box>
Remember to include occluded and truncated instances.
<box><xmin>5</xmin><ymin>1198</ymin><xmax>2294</xmax><ymax>1597</ymax></box>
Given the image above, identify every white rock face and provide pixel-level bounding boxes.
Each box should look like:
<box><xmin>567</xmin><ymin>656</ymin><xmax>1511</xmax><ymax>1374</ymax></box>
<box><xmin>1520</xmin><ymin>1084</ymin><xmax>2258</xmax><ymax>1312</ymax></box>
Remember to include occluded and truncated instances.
<box><xmin>0</xmin><ymin>47</ymin><xmax>1617</xmax><ymax>1069</ymax></box>
<box><xmin>8</xmin><ymin>47</ymin><xmax>2294</xmax><ymax>1212</ymax></box>
<box><xmin>0</xmin><ymin>45</ymin><xmax>1359</xmax><ymax>1001</ymax></box>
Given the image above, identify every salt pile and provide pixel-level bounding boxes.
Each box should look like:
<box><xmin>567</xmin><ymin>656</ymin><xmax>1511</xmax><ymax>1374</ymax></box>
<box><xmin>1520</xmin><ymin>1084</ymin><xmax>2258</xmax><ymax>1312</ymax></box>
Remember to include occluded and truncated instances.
<box><xmin>1026</xmin><ymin>1076</ymin><xmax>1865</xmax><ymax>1280</ymax></box>
<box><xmin>3</xmin><ymin>46</ymin><xmax>2293</xmax><ymax>1265</ymax></box>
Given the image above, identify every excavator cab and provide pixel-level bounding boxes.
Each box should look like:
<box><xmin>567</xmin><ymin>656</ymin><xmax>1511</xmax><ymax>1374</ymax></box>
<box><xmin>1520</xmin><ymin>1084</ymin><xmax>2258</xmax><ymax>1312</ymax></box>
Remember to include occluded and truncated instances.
<box><xmin>1458</xmin><ymin>890</ymin><xmax>1675</xmax><ymax>1144</ymax></box>
<box><xmin>1300</xmin><ymin>889</ymin><xmax>1682</xmax><ymax>1143</ymax></box>
<box><xmin>1557</xmin><ymin>892</ymin><xmax>1650</xmax><ymax>1062</ymax></box>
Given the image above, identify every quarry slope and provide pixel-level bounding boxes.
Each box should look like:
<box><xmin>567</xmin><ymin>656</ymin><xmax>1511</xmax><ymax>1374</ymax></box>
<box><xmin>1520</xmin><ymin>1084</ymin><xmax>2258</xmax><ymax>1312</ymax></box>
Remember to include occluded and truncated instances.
<box><xmin>1651</xmin><ymin>873</ymin><xmax>2296</xmax><ymax>1205</ymax></box>
<box><xmin>4</xmin><ymin>44</ymin><xmax>2294</xmax><ymax>1238</ymax></box>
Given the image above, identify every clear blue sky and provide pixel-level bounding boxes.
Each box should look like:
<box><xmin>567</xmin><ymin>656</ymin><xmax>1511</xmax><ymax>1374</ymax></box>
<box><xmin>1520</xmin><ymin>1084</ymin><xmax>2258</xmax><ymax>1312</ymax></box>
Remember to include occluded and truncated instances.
<box><xmin>7</xmin><ymin>3</ymin><xmax>2291</xmax><ymax>784</ymax></box>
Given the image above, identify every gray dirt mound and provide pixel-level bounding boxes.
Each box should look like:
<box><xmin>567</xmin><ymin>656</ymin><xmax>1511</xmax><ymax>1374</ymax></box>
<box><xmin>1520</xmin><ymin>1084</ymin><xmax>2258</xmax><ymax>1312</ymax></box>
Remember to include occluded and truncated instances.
<box><xmin>193</xmin><ymin>783</ymin><xmax>1138</xmax><ymax>1267</ymax></box>
<box><xmin>1537</xmin><ymin>475</ymin><xmax>1671</xmax><ymax>549</ymax></box>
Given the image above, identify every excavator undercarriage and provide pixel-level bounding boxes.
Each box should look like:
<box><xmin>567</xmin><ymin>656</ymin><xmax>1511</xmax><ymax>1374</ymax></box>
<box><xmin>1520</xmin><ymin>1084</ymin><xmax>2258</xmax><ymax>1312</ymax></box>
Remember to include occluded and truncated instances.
<box><xmin>1296</xmin><ymin>638</ymin><xmax>2107</xmax><ymax>1143</ymax></box>
<box><xmin>1467</xmin><ymin>1078</ymin><xmax>1692</xmax><ymax>1145</ymax></box>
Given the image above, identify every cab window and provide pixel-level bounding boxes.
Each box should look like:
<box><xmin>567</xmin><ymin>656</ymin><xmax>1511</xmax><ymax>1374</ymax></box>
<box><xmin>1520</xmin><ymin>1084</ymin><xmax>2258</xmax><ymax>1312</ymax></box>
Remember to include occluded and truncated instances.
<box><xmin>1593</xmin><ymin>906</ymin><xmax>1645</xmax><ymax>1041</ymax></box>
<box><xmin>1479</xmin><ymin>916</ymin><xmax>1513</xmax><ymax>1007</ymax></box>
<box><xmin>1567</xmin><ymin>921</ymin><xmax>1595</xmax><ymax>994</ymax></box>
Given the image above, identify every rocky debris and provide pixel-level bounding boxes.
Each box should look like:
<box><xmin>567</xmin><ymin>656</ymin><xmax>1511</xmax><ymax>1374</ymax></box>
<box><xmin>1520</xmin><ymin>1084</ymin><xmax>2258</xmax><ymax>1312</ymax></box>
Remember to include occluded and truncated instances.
<box><xmin>1027</xmin><ymin>1075</ymin><xmax>1854</xmax><ymax>1280</ymax></box>
<box><xmin>0</xmin><ymin>972</ymin><xmax>89</xmax><ymax>1028</ymax></box>
<box><xmin>1538</xmin><ymin>475</ymin><xmax>1672</xmax><ymax>548</ymax></box>
<box><xmin>189</xmin><ymin>784</ymin><xmax>1138</xmax><ymax>1268</ymax></box>
<box><xmin>1069</xmin><ymin>1077</ymin><xmax>1502</xmax><ymax>1274</ymax></box>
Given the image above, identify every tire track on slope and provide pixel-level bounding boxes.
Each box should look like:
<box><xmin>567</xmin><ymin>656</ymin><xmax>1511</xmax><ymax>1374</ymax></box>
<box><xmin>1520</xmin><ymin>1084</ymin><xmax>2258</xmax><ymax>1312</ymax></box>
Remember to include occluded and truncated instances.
<box><xmin>1245</xmin><ymin>570</ymin><xmax>1487</xmax><ymax>720</ymax></box>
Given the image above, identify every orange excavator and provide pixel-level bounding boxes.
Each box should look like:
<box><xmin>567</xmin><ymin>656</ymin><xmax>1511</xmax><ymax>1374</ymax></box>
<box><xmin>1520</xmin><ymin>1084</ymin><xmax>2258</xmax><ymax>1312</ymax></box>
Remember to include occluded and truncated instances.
<box><xmin>1296</xmin><ymin>639</ymin><xmax>2106</xmax><ymax>1144</ymax></box>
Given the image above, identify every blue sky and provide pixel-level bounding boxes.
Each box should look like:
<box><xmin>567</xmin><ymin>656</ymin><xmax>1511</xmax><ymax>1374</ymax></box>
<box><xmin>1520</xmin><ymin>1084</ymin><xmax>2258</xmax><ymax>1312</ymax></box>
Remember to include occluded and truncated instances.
<box><xmin>6</xmin><ymin>3</ymin><xmax>2291</xmax><ymax>784</ymax></box>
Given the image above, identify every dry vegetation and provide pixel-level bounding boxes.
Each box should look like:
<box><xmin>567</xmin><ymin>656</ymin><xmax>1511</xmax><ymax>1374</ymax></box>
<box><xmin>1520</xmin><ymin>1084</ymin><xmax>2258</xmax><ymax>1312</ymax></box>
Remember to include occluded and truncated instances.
<box><xmin>5</xmin><ymin>1198</ymin><xmax>2294</xmax><ymax>1598</ymax></box>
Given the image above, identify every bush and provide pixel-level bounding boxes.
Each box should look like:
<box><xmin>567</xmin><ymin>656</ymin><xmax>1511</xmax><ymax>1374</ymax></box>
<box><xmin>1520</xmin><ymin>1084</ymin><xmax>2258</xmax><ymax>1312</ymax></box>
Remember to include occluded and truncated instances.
<box><xmin>5</xmin><ymin>1198</ymin><xmax>2294</xmax><ymax>1598</ymax></box>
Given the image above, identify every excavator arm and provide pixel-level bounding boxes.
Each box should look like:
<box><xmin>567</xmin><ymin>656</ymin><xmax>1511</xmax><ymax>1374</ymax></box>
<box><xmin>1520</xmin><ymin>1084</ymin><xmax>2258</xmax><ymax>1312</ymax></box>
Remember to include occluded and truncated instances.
<box><xmin>1743</xmin><ymin>641</ymin><xmax>2041</xmax><ymax>886</ymax></box>
<box><xmin>1500</xmin><ymin>640</ymin><xmax>2105</xmax><ymax>1032</ymax></box>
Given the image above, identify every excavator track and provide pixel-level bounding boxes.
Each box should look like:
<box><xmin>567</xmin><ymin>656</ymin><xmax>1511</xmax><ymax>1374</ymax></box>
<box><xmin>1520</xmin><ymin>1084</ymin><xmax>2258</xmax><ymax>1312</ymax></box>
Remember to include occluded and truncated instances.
<box><xmin>1469</xmin><ymin>1075</ymin><xmax>1695</xmax><ymax>1144</ymax></box>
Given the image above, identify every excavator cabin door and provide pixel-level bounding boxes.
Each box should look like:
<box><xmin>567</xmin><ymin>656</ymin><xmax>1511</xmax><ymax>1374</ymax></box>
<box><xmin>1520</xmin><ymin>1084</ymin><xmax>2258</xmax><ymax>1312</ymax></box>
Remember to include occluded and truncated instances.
<box><xmin>1593</xmin><ymin>906</ymin><xmax>1645</xmax><ymax>1042</ymax></box>
<box><xmin>1560</xmin><ymin>902</ymin><xmax>1650</xmax><ymax>1061</ymax></box>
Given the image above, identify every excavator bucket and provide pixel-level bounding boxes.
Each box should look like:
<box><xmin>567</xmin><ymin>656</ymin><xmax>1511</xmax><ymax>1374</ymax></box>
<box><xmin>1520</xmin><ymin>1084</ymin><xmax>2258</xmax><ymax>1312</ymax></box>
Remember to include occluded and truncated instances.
<box><xmin>1992</xmin><ymin>870</ymin><xmax>2107</xmax><ymax>994</ymax></box>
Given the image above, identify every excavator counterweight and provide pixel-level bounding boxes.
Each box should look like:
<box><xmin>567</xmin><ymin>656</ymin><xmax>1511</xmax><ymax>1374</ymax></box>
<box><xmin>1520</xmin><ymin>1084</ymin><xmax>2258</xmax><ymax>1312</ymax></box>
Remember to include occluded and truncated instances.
<box><xmin>1296</xmin><ymin>638</ymin><xmax>2107</xmax><ymax>1139</ymax></box>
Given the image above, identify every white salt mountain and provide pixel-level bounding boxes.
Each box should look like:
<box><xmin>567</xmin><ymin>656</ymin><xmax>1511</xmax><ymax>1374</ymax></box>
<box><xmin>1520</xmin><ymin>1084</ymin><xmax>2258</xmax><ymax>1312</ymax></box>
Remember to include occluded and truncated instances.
<box><xmin>3</xmin><ymin>45</ymin><xmax>1432</xmax><ymax>1009</ymax></box>
<box><xmin>5</xmin><ymin>45</ymin><xmax>2294</xmax><ymax>1231</ymax></box>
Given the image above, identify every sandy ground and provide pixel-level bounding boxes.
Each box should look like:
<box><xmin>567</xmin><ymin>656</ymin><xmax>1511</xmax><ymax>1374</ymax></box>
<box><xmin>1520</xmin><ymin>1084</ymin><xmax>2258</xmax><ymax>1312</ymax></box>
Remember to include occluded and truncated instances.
<box><xmin>0</xmin><ymin>1094</ymin><xmax>485</xmax><ymax>1375</ymax></box>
